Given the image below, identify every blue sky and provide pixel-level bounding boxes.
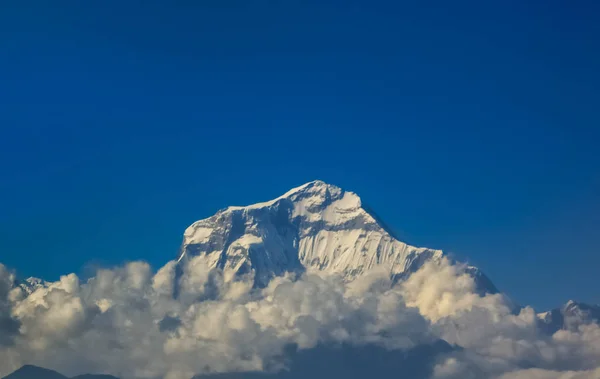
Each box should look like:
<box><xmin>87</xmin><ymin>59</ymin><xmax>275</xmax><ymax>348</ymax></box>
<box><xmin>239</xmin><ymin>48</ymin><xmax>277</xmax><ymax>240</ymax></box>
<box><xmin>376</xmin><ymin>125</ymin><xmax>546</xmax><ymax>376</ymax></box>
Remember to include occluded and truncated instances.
<box><xmin>1</xmin><ymin>1</ymin><xmax>598</xmax><ymax>310</ymax></box>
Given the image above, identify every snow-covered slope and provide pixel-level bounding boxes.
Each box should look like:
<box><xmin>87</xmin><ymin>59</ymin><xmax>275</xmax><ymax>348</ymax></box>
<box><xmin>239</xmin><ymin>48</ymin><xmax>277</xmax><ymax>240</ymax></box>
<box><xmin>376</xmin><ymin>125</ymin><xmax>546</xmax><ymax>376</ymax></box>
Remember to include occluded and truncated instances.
<box><xmin>179</xmin><ymin>180</ymin><xmax>467</xmax><ymax>288</ymax></box>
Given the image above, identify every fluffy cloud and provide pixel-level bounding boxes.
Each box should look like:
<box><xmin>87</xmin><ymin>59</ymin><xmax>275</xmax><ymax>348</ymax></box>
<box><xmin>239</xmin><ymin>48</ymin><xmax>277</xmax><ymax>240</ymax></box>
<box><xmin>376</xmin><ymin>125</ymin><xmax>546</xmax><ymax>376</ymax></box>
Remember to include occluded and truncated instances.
<box><xmin>0</xmin><ymin>258</ymin><xmax>598</xmax><ymax>379</ymax></box>
<box><xmin>0</xmin><ymin>259</ymin><xmax>433</xmax><ymax>379</ymax></box>
<box><xmin>404</xmin><ymin>260</ymin><xmax>600</xmax><ymax>379</ymax></box>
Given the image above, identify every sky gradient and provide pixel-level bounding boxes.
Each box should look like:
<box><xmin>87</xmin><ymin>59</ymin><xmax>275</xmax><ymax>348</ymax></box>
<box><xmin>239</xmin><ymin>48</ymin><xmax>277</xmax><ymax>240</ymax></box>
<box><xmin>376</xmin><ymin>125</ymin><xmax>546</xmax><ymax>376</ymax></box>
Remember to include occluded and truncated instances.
<box><xmin>1</xmin><ymin>1</ymin><xmax>599</xmax><ymax>310</ymax></box>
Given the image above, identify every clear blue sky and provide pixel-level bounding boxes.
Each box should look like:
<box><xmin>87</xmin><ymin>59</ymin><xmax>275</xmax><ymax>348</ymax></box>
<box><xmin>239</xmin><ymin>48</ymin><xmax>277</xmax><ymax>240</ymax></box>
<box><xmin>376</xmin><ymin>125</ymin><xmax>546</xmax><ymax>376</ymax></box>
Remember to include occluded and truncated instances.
<box><xmin>1</xmin><ymin>1</ymin><xmax>598</xmax><ymax>310</ymax></box>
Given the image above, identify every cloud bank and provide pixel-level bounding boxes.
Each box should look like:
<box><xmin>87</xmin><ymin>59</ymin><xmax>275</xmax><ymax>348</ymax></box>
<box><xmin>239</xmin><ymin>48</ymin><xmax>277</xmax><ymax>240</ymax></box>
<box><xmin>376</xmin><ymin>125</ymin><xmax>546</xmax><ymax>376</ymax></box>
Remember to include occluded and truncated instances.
<box><xmin>0</xmin><ymin>257</ymin><xmax>598</xmax><ymax>379</ymax></box>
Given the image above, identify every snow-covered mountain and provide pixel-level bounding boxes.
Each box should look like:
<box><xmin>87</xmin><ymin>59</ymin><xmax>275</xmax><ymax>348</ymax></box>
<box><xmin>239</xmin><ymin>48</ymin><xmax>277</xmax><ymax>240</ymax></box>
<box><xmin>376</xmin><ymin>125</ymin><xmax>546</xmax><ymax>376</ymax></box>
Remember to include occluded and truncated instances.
<box><xmin>177</xmin><ymin>180</ymin><xmax>494</xmax><ymax>292</ymax></box>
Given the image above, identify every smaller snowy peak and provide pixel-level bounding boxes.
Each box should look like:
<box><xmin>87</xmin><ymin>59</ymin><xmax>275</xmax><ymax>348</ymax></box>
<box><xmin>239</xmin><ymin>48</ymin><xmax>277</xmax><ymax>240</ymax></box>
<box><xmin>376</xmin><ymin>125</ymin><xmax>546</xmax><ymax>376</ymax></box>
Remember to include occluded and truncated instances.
<box><xmin>18</xmin><ymin>277</ymin><xmax>49</xmax><ymax>295</ymax></box>
<box><xmin>564</xmin><ymin>299</ymin><xmax>579</xmax><ymax>311</ymax></box>
<box><xmin>537</xmin><ymin>300</ymin><xmax>600</xmax><ymax>334</ymax></box>
<box><xmin>562</xmin><ymin>300</ymin><xmax>600</xmax><ymax>318</ymax></box>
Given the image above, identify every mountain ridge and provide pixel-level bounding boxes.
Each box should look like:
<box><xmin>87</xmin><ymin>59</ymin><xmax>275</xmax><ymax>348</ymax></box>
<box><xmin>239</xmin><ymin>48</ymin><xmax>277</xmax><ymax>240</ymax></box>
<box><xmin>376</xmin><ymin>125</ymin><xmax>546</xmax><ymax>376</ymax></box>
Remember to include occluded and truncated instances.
<box><xmin>1</xmin><ymin>365</ymin><xmax>118</xmax><ymax>379</ymax></box>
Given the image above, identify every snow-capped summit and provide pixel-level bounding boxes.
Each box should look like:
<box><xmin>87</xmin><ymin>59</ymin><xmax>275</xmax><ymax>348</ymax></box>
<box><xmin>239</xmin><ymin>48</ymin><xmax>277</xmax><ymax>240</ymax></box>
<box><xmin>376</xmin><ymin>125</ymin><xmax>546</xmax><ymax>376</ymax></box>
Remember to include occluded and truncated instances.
<box><xmin>179</xmin><ymin>180</ymin><xmax>448</xmax><ymax>287</ymax></box>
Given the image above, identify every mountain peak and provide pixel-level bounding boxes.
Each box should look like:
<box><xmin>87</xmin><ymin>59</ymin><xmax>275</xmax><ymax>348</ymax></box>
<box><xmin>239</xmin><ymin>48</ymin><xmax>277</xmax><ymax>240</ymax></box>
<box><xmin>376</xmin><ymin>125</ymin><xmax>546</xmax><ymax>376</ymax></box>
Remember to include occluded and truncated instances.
<box><xmin>224</xmin><ymin>180</ymin><xmax>346</xmax><ymax>212</ymax></box>
<box><xmin>286</xmin><ymin>179</ymin><xmax>331</xmax><ymax>192</ymax></box>
<box><xmin>178</xmin><ymin>181</ymin><xmax>447</xmax><ymax>287</ymax></box>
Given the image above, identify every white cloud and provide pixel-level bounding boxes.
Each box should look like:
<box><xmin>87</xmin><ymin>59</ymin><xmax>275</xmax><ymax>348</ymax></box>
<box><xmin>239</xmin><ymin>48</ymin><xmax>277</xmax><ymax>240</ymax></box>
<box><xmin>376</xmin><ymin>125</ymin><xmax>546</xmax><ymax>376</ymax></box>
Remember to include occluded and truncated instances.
<box><xmin>405</xmin><ymin>260</ymin><xmax>600</xmax><ymax>379</ymax></box>
<box><xmin>0</xmin><ymin>261</ymin><xmax>433</xmax><ymax>379</ymax></box>
<box><xmin>0</xmin><ymin>258</ymin><xmax>598</xmax><ymax>379</ymax></box>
